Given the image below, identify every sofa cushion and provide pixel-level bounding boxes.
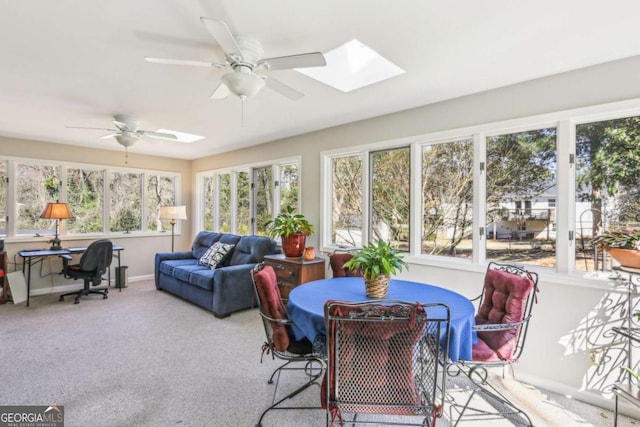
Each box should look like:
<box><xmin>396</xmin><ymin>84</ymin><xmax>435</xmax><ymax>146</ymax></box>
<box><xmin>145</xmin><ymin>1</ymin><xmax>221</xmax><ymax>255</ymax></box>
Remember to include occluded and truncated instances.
<box><xmin>159</xmin><ymin>259</ymin><xmax>209</xmax><ymax>283</ymax></box>
<box><xmin>191</xmin><ymin>231</ymin><xmax>223</xmax><ymax>260</ymax></box>
<box><xmin>228</xmin><ymin>235</ymin><xmax>277</xmax><ymax>265</ymax></box>
<box><xmin>188</xmin><ymin>269</ymin><xmax>217</xmax><ymax>291</ymax></box>
<box><xmin>198</xmin><ymin>242</ymin><xmax>235</xmax><ymax>268</ymax></box>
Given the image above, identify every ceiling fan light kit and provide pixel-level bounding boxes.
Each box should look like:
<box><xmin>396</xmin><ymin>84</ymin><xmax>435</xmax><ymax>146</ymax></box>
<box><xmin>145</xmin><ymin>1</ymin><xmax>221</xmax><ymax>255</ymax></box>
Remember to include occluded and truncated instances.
<box><xmin>221</xmin><ymin>70</ymin><xmax>265</xmax><ymax>98</ymax></box>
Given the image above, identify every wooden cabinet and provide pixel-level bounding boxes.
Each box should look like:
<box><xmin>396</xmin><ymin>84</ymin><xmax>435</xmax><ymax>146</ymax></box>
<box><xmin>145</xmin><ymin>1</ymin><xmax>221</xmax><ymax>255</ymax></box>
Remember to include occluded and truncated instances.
<box><xmin>263</xmin><ymin>254</ymin><xmax>326</xmax><ymax>300</ymax></box>
<box><xmin>0</xmin><ymin>251</ymin><xmax>7</xmax><ymax>304</ymax></box>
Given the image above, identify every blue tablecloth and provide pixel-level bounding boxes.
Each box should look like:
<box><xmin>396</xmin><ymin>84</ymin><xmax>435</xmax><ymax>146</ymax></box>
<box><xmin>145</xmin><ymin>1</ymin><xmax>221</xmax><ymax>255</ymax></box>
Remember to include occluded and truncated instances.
<box><xmin>286</xmin><ymin>278</ymin><xmax>477</xmax><ymax>361</ymax></box>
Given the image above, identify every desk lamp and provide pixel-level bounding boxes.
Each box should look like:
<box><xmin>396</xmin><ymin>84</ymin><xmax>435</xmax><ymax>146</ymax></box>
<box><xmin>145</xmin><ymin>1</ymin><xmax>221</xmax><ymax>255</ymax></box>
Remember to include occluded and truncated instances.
<box><xmin>40</xmin><ymin>202</ymin><xmax>74</xmax><ymax>250</ymax></box>
<box><xmin>159</xmin><ymin>205</ymin><xmax>187</xmax><ymax>252</ymax></box>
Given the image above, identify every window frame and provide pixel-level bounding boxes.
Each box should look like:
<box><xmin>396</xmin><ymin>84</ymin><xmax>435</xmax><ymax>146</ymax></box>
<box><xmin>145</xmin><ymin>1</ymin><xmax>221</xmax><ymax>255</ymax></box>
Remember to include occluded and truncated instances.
<box><xmin>320</xmin><ymin>98</ymin><xmax>640</xmax><ymax>283</ymax></box>
<box><xmin>1</xmin><ymin>156</ymin><xmax>181</xmax><ymax>242</ymax></box>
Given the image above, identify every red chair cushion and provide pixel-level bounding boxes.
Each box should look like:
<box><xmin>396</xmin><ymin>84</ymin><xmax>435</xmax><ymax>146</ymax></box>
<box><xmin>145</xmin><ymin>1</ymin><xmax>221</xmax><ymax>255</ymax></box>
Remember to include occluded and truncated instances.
<box><xmin>329</xmin><ymin>253</ymin><xmax>362</xmax><ymax>277</ymax></box>
<box><xmin>473</xmin><ymin>268</ymin><xmax>534</xmax><ymax>361</ymax></box>
<box><xmin>253</xmin><ymin>265</ymin><xmax>289</xmax><ymax>352</ymax></box>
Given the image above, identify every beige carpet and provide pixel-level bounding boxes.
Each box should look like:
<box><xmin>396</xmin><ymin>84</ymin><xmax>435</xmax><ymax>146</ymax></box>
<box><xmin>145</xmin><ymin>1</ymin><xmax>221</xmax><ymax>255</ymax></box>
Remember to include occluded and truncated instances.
<box><xmin>0</xmin><ymin>279</ymin><xmax>637</xmax><ymax>427</ymax></box>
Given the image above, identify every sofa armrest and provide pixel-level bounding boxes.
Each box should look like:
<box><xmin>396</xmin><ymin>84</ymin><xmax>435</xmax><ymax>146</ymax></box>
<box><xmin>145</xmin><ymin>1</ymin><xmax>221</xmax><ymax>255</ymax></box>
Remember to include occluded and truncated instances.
<box><xmin>155</xmin><ymin>251</ymin><xmax>194</xmax><ymax>288</ymax></box>
<box><xmin>210</xmin><ymin>263</ymin><xmax>259</xmax><ymax>315</ymax></box>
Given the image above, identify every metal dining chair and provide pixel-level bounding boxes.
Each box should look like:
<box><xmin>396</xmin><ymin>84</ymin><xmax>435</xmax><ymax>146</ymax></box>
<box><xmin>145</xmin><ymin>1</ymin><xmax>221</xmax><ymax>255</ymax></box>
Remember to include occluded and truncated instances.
<box><xmin>447</xmin><ymin>261</ymin><xmax>539</xmax><ymax>426</ymax></box>
<box><xmin>323</xmin><ymin>299</ymin><xmax>451</xmax><ymax>427</ymax></box>
<box><xmin>251</xmin><ymin>263</ymin><xmax>325</xmax><ymax>427</ymax></box>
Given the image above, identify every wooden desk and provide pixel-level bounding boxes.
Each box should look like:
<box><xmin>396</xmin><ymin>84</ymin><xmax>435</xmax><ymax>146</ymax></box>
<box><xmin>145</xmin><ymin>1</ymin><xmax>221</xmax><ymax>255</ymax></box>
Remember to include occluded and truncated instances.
<box><xmin>18</xmin><ymin>245</ymin><xmax>124</xmax><ymax>307</ymax></box>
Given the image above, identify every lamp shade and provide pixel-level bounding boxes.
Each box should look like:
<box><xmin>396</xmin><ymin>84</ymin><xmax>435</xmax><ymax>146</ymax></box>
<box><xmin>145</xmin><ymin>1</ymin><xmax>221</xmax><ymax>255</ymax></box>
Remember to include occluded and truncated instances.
<box><xmin>159</xmin><ymin>205</ymin><xmax>187</xmax><ymax>221</ymax></box>
<box><xmin>40</xmin><ymin>202</ymin><xmax>74</xmax><ymax>220</ymax></box>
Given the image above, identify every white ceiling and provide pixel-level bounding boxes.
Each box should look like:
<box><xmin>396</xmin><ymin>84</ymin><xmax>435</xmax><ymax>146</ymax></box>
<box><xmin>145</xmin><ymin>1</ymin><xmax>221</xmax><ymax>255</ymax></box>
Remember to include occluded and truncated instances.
<box><xmin>1</xmin><ymin>1</ymin><xmax>640</xmax><ymax>160</ymax></box>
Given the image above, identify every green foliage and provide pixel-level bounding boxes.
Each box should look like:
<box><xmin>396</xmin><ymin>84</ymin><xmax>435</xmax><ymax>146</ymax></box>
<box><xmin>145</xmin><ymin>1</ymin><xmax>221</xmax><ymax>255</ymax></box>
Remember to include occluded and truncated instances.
<box><xmin>265</xmin><ymin>205</ymin><xmax>314</xmax><ymax>239</ymax></box>
<box><xmin>343</xmin><ymin>239</ymin><xmax>408</xmax><ymax>281</ymax></box>
<box><xmin>593</xmin><ymin>228</ymin><xmax>640</xmax><ymax>250</ymax></box>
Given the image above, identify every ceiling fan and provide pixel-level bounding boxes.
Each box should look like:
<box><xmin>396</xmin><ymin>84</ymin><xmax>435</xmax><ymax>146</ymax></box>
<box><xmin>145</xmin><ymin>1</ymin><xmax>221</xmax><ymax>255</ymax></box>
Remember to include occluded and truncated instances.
<box><xmin>68</xmin><ymin>115</ymin><xmax>178</xmax><ymax>148</ymax></box>
<box><xmin>145</xmin><ymin>17</ymin><xmax>327</xmax><ymax>102</ymax></box>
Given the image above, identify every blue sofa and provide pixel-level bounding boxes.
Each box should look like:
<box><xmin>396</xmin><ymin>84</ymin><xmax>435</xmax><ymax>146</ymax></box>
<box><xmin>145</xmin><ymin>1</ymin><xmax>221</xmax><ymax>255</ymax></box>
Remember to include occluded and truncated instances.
<box><xmin>154</xmin><ymin>231</ymin><xmax>279</xmax><ymax>318</ymax></box>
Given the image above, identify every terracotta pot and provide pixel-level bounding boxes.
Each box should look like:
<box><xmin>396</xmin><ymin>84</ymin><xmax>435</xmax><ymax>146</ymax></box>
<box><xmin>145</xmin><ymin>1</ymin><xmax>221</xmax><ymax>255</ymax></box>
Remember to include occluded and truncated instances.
<box><xmin>608</xmin><ymin>248</ymin><xmax>640</xmax><ymax>269</ymax></box>
<box><xmin>364</xmin><ymin>274</ymin><xmax>390</xmax><ymax>298</ymax></box>
<box><xmin>303</xmin><ymin>246</ymin><xmax>315</xmax><ymax>261</ymax></box>
<box><xmin>281</xmin><ymin>233</ymin><xmax>307</xmax><ymax>257</ymax></box>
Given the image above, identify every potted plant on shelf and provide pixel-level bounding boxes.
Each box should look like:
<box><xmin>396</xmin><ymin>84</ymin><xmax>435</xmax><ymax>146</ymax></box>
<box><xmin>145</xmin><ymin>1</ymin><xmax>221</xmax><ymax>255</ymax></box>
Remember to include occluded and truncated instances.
<box><xmin>593</xmin><ymin>228</ymin><xmax>640</xmax><ymax>269</ymax></box>
<box><xmin>266</xmin><ymin>206</ymin><xmax>314</xmax><ymax>258</ymax></box>
<box><xmin>343</xmin><ymin>239</ymin><xmax>409</xmax><ymax>298</ymax></box>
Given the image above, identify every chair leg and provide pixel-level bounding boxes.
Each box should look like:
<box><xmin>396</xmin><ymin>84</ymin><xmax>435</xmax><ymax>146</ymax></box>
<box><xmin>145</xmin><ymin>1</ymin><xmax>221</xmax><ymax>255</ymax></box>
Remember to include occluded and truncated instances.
<box><xmin>447</xmin><ymin>364</ymin><xmax>533</xmax><ymax>427</ymax></box>
<box><xmin>256</xmin><ymin>358</ymin><xmax>325</xmax><ymax>427</ymax></box>
<box><xmin>59</xmin><ymin>279</ymin><xmax>109</xmax><ymax>304</ymax></box>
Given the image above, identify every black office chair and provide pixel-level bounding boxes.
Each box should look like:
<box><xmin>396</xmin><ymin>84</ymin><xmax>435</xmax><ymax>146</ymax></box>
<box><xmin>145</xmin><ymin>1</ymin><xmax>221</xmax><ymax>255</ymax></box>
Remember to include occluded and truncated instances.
<box><xmin>59</xmin><ymin>239</ymin><xmax>113</xmax><ymax>304</ymax></box>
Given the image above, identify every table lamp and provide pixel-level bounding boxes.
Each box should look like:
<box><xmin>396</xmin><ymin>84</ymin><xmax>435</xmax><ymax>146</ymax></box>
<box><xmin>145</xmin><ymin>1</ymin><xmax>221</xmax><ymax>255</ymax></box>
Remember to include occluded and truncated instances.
<box><xmin>40</xmin><ymin>202</ymin><xmax>74</xmax><ymax>250</ymax></box>
<box><xmin>159</xmin><ymin>205</ymin><xmax>187</xmax><ymax>252</ymax></box>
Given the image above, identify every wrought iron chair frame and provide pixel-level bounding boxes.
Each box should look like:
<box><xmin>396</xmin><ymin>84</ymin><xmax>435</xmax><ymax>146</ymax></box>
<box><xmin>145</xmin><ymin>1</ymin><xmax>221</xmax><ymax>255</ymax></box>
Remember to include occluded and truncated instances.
<box><xmin>324</xmin><ymin>299</ymin><xmax>451</xmax><ymax>427</ymax></box>
<box><xmin>251</xmin><ymin>263</ymin><xmax>326</xmax><ymax>427</ymax></box>
<box><xmin>447</xmin><ymin>261</ymin><xmax>539</xmax><ymax>427</ymax></box>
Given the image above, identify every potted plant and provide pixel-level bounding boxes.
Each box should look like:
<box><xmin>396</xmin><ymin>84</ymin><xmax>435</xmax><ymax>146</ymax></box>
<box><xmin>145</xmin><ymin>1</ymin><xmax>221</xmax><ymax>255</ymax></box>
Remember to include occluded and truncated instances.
<box><xmin>343</xmin><ymin>239</ymin><xmax>409</xmax><ymax>298</ymax></box>
<box><xmin>266</xmin><ymin>206</ymin><xmax>314</xmax><ymax>257</ymax></box>
<box><xmin>593</xmin><ymin>228</ymin><xmax>640</xmax><ymax>268</ymax></box>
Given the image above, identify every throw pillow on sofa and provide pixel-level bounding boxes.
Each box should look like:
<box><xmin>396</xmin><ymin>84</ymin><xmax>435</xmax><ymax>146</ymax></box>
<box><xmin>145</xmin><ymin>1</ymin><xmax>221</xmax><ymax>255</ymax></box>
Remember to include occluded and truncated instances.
<box><xmin>198</xmin><ymin>242</ymin><xmax>235</xmax><ymax>269</ymax></box>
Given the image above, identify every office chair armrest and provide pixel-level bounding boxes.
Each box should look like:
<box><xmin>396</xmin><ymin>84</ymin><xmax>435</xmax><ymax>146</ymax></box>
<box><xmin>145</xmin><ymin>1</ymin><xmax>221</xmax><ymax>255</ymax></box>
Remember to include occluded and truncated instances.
<box><xmin>60</xmin><ymin>254</ymin><xmax>73</xmax><ymax>261</ymax></box>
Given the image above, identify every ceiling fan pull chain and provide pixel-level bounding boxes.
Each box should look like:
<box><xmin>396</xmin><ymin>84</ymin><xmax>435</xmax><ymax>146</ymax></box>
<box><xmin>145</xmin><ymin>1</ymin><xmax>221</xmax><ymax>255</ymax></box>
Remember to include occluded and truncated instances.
<box><xmin>240</xmin><ymin>95</ymin><xmax>246</xmax><ymax>128</ymax></box>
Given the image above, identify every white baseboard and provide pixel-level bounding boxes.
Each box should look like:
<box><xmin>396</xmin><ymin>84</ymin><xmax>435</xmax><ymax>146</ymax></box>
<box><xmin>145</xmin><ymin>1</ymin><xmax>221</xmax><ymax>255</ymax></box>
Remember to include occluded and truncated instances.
<box><xmin>28</xmin><ymin>274</ymin><xmax>152</xmax><ymax>296</ymax></box>
<box><xmin>518</xmin><ymin>372</ymin><xmax>640</xmax><ymax>420</ymax></box>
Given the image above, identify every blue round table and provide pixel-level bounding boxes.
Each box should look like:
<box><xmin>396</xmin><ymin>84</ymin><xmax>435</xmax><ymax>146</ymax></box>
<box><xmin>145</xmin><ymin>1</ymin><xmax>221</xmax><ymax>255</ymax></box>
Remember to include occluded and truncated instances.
<box><xmin>286</xmin><ymin>277</ymin><xmax>476</xmax><ymax>361</ymax></box>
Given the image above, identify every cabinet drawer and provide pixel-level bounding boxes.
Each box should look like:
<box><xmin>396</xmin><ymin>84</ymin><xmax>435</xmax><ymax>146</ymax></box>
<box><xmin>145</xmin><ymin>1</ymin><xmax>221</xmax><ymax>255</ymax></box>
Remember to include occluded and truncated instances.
<box><xmin>269</xmin><ymin>262</ymin><xmax>300</xmax><ymax>283</ymax></box>
<box><xmin>278</xmin><ymin>280</ymin><xmax>298</xmax><ymax>300</ymax></box>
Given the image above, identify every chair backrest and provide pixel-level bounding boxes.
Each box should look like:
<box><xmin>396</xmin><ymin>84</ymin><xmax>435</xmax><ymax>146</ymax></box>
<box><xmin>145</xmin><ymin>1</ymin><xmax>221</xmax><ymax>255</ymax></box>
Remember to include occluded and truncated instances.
<box><xmin>474</xmin><ymin>262</ymin><xmax>539</xmax><ymax>362</ymax></box>
<box><xmin>251</xmin><ymin>263</ymin><xmax>291</xmax><ymax>353</ymax></box>
<box><xmin>78</xmin><ymin>239</ymin><xmax>113</xmax><ymax>277</ymax></box>
<box><xmin>329</xmin><ymin>251</ymin><xmax>362</xmax><ymax>277</ymax></box>
<box><xmin>324</xmin><ymin>300</ymin><xmax>450</xmax><ymax>425</ymax></box>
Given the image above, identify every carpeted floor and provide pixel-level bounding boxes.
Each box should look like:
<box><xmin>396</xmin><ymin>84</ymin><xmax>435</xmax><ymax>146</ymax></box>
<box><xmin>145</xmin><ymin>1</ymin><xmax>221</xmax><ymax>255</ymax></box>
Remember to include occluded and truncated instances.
<box><xmin>0</xmin><ymin>279</ymin><xmax>637</xmax><ymax>427</ymax></box>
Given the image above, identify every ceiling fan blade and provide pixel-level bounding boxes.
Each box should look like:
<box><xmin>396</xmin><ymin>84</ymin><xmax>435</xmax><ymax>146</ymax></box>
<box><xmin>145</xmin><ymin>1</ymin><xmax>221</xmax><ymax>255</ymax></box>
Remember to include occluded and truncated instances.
<box><xmin>200</xmin><ymin>17</ymin><xmax>244</xmax><ymax>60</ymax></box>
<box><xmin>99</xmin><ymin>133</ymin><xmax>120</xmax><ymax>139</ymax></box>
<box><xmin>112</xmin><ymin>120</ymin><xmax>130</xmax><ymax>131</ymax></box>
<box><xmin>67</xmin><ymin>126</ymin><xmax>117</xmax><ymax>132</ymax></box>
<box><xmin>260</xmin><ymin>52</ymin><xmax>326</xmax><ymax>71</ymax></box>
<box><xmin>142</xmin><ymin>131</ymin><xmax>178</xmax><ymax>140</ymax></box>
<box><xmin>210</xmin><ymin>82</ymin><xmax>230</xmax><ymax>99</ymax></box>
<box><xmin>265</xmin><ymin>76</ymin><xmax>304</xmax><ymax>101</ymax></box>
<box><xmin>144</xmin><ymin>57</ymin><xmax>225</xmax><ymax>68</ymax></box>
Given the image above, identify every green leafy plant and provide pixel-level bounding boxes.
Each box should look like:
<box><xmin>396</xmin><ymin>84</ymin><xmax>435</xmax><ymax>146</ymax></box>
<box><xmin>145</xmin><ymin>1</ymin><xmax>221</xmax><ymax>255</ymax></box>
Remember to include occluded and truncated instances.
<box><xmin>343</xmin><ymin>239</ymin><xmax>408</xmax><ymax>281</ymax></box>
<box><xmin>265</xmin><ymin>205</ymin><xmax>314</xmax><ymax>239</ymax></box>
<box><xmin>593</xmin><ymin>228</ymin><xmax>640</xmax><ymax>250</ymax></box>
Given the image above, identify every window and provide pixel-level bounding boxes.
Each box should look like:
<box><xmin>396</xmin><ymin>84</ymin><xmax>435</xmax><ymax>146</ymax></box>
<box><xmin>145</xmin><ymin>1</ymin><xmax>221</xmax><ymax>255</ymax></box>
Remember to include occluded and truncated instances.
<box><xmin>370</xmin><ymin>147</ymin><xmax>410</xmax><ymax>250</ymax></box>
<box><xmin>0</xmin><ymin>162</ymin><xmax>7</xmax><ymax>236</ymax></box>
<box><xmin>202</xmin><ymin>175</ymin><xmax>215</xmax><ymax>230</ymax></box>
<box><xmin>198</xmin><ymin>159</ymin><xmax>299</xmax><ymax>236</ymax></box>
<box><xmin>217</xmin><ymin>173</ymin><xmax>231</xmax><ymax>232</ymax></box>
<box><xmin>67</xmin><ymin>167</ymin><xmax>105</xmax><ymax>233</ymax></box>
<box><xmin>146</xmin><ymin>174</ymin><xmax>176</xmax><ymax>232</ymax></box>
<box><xmin>485</xmin><ymin>128</ymin><xmax>557</xmax><ymax>267</ymax></box>
<box><xmin>236</xmin><ymin>171</ymin><xmax>250</xmax><ymax>234</ymax></box>
<box><xmin>330</xmin><ymin>154</ymin><xmax>363</xmax><ymax>247</ymax></box>
<box><xmin>110</xmin><ymin>172</ymin><xmax>142</xmax><ymax>233</ymax></box>
<box><xmin>421</xmin><ymin>139</ymin><xmax>473</xmax><ymax>258</ymax></box>
<box><xmin>253</xmin><ymin>166</ymin><xmax>273</xmax><ymax>236</ymax></box>
<box><xmin>16</xmin><ymin>163</ymin><xmax>61</xmax><ymax>236</ymax></box>
<box><xmin>575</xmin><ymin>115</ymin><xmax>640</xmax><ymax>271</ymax></box>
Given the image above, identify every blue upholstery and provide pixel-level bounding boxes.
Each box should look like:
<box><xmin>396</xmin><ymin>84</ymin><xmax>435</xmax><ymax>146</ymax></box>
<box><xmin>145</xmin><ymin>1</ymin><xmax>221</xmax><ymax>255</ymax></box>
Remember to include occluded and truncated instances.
<box><xmin>155</xmin><ymin>232</ymin><xmax>279</xmax><ymax>318</ymax></box>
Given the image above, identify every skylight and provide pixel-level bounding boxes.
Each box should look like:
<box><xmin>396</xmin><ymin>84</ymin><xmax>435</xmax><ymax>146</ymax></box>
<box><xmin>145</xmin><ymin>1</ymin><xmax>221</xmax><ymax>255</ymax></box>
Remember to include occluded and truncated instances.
<box><xmin>156</xmin><ymin>129</ymin><xmax>204</xmax><ymax>143</ymax></box>
<box><xmin>295</xmin><ymin>39</ymin><xmax>404</xmax><ymax>92</ymax></box>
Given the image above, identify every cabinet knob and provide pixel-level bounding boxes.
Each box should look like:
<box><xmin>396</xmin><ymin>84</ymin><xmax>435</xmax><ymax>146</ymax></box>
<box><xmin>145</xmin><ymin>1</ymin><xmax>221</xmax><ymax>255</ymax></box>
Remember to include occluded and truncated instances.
<box><xmin>275</xmin><ymin>264</ymin><xmax>285</xmax><ymax>270</ymax></box>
